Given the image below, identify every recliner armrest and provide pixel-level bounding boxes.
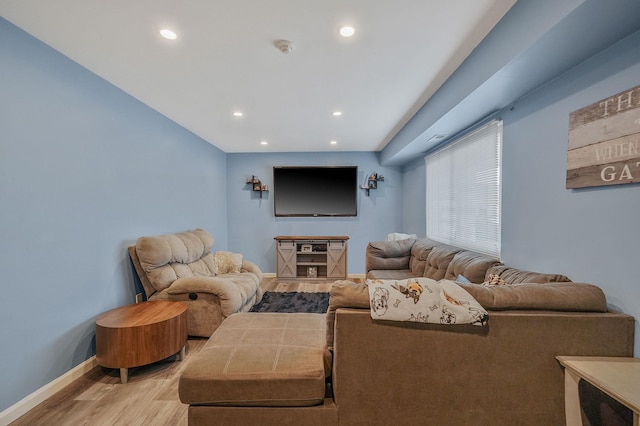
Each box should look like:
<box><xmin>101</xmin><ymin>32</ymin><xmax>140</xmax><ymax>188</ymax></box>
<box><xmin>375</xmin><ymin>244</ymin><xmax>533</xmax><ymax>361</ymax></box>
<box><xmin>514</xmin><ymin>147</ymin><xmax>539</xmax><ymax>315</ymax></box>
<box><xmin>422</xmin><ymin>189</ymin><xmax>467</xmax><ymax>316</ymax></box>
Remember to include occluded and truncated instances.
<box><xmin>241</xmin><ymin>259</ymin><xmax>263</xmax><ymax>283</ymax></box>
<box><xmin>168</xmin><ymin>276</ymin><xmax>244</xmax><ymax>315</ymax></box>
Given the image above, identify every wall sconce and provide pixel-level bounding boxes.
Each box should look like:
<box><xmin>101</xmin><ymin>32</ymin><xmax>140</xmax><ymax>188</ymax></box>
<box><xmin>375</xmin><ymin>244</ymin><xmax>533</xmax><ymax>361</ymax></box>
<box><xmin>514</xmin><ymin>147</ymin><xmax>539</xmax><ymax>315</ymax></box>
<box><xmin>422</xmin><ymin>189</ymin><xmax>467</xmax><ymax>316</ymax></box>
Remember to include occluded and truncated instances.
<box><xmin>361</xmin><ymin>172</ymin><xmax>384</xmax><ymax>196</ymax></box>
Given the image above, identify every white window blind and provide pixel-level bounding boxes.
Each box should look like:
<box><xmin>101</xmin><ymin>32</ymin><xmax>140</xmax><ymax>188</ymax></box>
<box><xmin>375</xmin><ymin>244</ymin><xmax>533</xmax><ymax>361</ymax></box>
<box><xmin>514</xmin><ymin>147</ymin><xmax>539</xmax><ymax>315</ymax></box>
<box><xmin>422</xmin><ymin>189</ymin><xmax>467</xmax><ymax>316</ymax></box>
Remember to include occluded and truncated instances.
<box><xmin>426</xmin><ymin>119</ymin><xmax>502</xmax><ymax>257</ymax></box>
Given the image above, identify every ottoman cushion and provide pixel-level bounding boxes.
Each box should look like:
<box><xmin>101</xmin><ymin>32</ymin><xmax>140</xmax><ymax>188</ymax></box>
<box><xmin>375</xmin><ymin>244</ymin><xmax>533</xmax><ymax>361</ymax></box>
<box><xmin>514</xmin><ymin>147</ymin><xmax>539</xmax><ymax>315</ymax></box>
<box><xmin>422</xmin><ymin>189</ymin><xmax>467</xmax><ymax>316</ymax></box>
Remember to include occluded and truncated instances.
<box><xmin>179</xmin><ymin>313</ymin><xmax>328</xmax><ymax>407</ymax></box>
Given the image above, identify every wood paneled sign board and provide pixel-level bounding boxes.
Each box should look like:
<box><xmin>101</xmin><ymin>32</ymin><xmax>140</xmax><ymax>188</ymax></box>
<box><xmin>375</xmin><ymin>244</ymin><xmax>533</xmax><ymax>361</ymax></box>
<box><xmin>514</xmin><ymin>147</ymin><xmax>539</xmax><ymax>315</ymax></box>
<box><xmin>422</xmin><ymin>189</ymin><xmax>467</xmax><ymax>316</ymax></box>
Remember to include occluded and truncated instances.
<box><xmin>567</xmin><ymin>84</ymin><xmax>640</xmax><ymax>189</ymax></box>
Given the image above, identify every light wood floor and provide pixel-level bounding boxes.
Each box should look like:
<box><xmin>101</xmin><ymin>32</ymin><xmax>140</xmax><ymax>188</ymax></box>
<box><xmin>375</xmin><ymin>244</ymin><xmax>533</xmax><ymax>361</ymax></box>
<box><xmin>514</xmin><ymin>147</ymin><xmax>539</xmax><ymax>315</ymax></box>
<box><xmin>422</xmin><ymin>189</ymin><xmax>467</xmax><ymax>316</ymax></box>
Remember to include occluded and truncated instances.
<box><xmin>260</xmin><ymin>277</ymin><xmax>342</xmax><ymax>293</ymax></box>
<box><xmin>11</xmin><ymin>340</ymin><xmax>205</xmax><ymax>426</ymax></box>
<box><xmin>10</xmin><ymin>277</ymin><xmax>361</xmax><ymax>426</ymax></box>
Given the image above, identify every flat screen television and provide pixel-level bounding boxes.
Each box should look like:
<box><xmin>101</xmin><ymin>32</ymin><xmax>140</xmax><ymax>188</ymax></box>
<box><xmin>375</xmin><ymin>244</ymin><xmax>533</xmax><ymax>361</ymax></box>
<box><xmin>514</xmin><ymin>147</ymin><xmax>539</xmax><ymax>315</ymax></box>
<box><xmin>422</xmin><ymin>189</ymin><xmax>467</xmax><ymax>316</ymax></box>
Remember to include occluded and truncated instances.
<box><xmin>273</xmin><ymin>166</ymin><xmax>358</xmax><ymax>217</ymax></box>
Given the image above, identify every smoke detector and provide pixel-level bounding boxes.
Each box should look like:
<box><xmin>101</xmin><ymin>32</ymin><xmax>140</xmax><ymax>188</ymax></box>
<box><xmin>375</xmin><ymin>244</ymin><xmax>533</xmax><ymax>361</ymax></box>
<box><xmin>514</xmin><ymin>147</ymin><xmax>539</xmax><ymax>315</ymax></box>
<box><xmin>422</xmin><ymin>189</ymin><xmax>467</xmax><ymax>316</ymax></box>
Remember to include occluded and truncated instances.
<box><xmin>274</xmin><ymin>40</ymin><xmax>293</xmax><ymax>54</ymax></box>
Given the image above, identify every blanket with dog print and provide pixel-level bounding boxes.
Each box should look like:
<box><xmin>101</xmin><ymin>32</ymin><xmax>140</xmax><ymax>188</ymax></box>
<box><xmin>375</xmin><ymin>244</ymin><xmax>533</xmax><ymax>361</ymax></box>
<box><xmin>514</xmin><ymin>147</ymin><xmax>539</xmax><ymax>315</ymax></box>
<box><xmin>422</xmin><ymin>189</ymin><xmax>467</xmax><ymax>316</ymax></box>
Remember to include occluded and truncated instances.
<box><xmin>367</xmin><ymin>278</ymin><xmax>488</xmax><ymax>326</ymax></box>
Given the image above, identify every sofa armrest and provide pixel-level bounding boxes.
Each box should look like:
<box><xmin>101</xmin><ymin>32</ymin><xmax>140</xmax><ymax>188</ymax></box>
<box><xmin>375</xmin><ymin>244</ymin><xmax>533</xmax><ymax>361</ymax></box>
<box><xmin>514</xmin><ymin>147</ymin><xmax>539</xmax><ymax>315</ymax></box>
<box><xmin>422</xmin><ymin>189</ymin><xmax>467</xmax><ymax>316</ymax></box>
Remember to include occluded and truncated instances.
<box><xmin>168</xmin><ymin>276</ymin><xmax>244</xmax><ymax>316</ymax></box>
<box><xmin>326</xmin><ymin>280</ymin><xmax>370</xmax><ymax>350</ymax></box>
<box><xmin>458</xmin><ymin>282</ymin><xmax>608</xmax><ymax>312</ymax></box>
<box><xmin>365</xmin><ymin>239</ymin><xmax>415</xmax><ymax>272</ymax></box>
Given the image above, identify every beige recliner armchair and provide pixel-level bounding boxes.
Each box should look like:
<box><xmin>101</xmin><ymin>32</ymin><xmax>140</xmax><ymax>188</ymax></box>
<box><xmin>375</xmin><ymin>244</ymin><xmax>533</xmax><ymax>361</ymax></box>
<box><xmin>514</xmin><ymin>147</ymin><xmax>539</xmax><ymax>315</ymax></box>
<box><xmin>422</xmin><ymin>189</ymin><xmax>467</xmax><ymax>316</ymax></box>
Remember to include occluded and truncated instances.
<box><xmin>128</xmin><ymin>228</ymin><xmax>263</xmax><ymax>337</ymax></box>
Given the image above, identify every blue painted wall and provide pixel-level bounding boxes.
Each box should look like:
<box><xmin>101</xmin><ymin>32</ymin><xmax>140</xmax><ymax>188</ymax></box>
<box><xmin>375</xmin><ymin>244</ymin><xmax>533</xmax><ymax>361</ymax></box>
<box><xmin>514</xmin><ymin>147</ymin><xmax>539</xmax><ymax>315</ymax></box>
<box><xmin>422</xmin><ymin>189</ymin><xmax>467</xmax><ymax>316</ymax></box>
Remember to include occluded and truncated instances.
<box><xmin>226</xmin><ymin>152</ymin><xmax>403</xmax><ymax>274</ymax></box>
<box><xmin>500</xmin><ymin>30</ymin><xmax>640</xmax><ymax>356</ymax></box>
<box><xmin>0</xmin><ymin>19</ymin><xmax>228</xmax><ymax>411</ymax></box>
<box><xmin>400</xmin><ymin>29</ymin><xmax>640</xmax><ymax>355</ymax></box>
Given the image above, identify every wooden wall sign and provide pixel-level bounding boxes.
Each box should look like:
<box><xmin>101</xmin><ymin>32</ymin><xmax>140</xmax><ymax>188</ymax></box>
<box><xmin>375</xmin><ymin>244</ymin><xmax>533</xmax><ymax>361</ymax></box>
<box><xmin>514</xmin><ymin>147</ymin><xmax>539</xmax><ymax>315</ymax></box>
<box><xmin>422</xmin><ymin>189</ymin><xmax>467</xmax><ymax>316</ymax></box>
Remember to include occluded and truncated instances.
<box><xmin>566</xmin><ymin>84</ymin><xmax>640</xmax><ymax>189</ymax></box>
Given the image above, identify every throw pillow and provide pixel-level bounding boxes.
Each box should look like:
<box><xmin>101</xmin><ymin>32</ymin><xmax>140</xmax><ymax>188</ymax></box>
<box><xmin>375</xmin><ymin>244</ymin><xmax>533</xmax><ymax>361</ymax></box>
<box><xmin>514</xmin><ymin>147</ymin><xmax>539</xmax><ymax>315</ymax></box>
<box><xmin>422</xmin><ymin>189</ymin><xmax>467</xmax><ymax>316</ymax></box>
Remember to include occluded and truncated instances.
<box><xmin>456</xmin><ymin>274</ymin><xmax>471</xmax><ymax>284</ymax></box>
<box><xmin>214</xmin><ymin>251</ymin><xmax>243</xmax><ymax>274</ymax></box>
<box><xmin>482</xmin><ymin>273</ymin><xmax>507</xmax><ymax>286</ymax></box>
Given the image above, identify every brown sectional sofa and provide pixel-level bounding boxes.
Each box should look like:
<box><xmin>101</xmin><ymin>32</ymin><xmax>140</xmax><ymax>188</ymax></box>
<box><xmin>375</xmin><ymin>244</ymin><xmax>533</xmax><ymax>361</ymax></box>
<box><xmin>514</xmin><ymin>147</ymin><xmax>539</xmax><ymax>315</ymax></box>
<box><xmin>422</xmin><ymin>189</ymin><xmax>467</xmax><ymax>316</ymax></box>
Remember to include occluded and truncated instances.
<box><xmin>178</xmin><ymin>238</ymin><xmax>635</xmax><ymax>425</ymax></box>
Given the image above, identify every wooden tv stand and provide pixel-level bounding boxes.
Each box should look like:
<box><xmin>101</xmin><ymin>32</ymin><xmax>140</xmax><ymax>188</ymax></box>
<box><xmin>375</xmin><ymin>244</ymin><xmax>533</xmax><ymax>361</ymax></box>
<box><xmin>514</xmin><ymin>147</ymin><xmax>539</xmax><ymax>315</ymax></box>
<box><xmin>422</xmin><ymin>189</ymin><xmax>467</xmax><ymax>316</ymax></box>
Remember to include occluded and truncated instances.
<box><xmin>275</xmin><ymin>236</ymin><xmax>348</xmax><ymax>280</ymax></box>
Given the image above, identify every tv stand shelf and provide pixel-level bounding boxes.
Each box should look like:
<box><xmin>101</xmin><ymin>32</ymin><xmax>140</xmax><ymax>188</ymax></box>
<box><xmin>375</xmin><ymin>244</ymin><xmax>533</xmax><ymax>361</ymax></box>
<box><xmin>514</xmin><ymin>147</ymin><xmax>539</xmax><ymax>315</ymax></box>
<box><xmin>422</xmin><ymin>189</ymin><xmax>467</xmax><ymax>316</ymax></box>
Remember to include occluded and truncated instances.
<box><xmin>274</xmin><ymin>236</ymin><xmax>348</xmax><ymax>280</ymax></box>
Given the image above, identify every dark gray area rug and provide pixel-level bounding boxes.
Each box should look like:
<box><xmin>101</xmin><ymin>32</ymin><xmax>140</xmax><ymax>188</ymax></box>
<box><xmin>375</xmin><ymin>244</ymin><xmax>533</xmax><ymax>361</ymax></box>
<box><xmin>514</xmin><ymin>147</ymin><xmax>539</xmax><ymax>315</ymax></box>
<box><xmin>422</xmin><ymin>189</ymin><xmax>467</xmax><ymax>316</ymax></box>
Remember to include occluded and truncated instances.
<box><xmin>250</xmin><ymin>291</ymin><xmax>330</xmax><ymax>313</ymax></box>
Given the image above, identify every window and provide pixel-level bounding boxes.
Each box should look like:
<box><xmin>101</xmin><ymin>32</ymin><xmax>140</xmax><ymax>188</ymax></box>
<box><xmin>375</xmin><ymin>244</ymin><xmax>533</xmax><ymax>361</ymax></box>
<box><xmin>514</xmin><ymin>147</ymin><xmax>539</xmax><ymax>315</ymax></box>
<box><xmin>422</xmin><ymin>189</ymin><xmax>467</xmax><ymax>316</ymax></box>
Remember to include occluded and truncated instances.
<box><xmin>426</xmin><ymin>119</ymin><xmax>502</xmax><ymax>257</ymax></box>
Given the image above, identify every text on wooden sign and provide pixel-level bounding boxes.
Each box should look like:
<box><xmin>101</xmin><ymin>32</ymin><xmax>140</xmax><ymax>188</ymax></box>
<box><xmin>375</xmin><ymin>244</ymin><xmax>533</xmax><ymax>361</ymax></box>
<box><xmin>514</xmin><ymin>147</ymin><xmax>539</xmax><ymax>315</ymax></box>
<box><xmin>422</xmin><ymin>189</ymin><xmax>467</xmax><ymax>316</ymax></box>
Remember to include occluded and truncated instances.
<box><xmin>566</xmin><ymin>84</ymin><xmax>640</xmax><ymax>189</ymax></box>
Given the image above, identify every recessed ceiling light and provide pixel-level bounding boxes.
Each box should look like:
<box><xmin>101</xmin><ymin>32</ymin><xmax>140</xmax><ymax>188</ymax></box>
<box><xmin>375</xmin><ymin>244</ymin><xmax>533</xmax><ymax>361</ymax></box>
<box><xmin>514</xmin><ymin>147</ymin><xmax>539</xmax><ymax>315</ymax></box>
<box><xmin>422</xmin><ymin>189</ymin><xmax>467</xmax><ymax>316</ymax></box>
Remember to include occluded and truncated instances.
<box><xmin>330</xmin><ymin>140</ymin><xmax>338</xmax><ymax>145</ymax></box>
<box><xmin>332</xmin><ymin>111</ymin><xmax>342</xmax><ymax>117</ymax></box>
<box><xmin>233</xmin><ymin>111</ymin><xmax>243</xmax><ymax>117</ymax></box>
<box><xmin>260</xmin><ymin>141</ymin><xmax>268</xmax><ymax>145</ymax></box>
<box><xmin>338</xmin><ymin>25</ymin><xmax>355</xmax><ymax>37</ymax></box>
<box><xmin>160</xmin><ymin>29</ymin><xmax>177</xmax><ymax>40</ymax></box>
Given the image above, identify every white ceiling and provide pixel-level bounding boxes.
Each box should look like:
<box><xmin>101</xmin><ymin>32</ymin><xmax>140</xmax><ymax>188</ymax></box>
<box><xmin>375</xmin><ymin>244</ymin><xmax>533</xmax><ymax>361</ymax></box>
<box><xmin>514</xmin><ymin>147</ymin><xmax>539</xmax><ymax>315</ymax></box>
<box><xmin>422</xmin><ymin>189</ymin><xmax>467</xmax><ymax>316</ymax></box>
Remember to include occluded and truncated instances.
<box><xmin>0</xmin><ymin>0</ymin><xmax>515</xmax><ymax>153</ymax></box>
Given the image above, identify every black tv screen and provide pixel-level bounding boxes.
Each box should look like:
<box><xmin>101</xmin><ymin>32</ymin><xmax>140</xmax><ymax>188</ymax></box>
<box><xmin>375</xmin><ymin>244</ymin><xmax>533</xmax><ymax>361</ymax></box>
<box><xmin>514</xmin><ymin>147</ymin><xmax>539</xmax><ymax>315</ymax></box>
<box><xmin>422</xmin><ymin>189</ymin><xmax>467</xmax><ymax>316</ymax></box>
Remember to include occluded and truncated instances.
<box><xmin>273</xmin><ymin>166</ymin><xmax>358</xmax><ymax>217</ymax></box>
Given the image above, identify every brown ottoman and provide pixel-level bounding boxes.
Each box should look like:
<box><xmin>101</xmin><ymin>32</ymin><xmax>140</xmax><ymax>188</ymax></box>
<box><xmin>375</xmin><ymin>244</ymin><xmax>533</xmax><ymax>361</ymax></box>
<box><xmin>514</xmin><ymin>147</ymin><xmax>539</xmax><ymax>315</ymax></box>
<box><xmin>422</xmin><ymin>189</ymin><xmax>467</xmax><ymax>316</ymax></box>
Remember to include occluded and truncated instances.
<box><xmin>179</xmin><ymin>312</ymin><xmax>337</xmax><ymax>425</ymax></box>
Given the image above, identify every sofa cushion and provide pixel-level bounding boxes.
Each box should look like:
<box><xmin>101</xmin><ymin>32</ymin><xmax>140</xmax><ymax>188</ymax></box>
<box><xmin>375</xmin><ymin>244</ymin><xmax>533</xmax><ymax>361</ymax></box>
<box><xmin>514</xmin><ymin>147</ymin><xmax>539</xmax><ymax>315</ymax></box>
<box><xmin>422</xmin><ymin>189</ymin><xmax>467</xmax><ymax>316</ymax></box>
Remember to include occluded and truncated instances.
<box><xmin>410</xmin><ymin>239</ymin><xmax>438</xmax><ymax>260</ymax></box>
<box><xmin>409</xmin><ymin>239</ymin><xmax>438</xmax><ymax>276</ymax></box>
<box><xmin>365</xmin><ymin>239</ymin><xmax>415</xmax><ymax>272</ymax></box>
<box><xmin>179</xmin><ymin>313</ymin><xmax>328</xmax><ymax>407</ymax></box>
<box><xmin>486</xmin><ymin>265</ymin><xmax>572</xmax><ymax>284</ymax></box>
<box><xmin>423</xmin><ymin>244</ymin><xmax>463</xmax><ymax>280</ymax></box>
<box><xmin>135</xmin><ymin>228</ymin><xmax>217</xmax><ymax>292</ymax></box>
<box><xmin>444</xmin><ymin>250</ymin><xmax>502</xmax><ymax>284</ymax></box>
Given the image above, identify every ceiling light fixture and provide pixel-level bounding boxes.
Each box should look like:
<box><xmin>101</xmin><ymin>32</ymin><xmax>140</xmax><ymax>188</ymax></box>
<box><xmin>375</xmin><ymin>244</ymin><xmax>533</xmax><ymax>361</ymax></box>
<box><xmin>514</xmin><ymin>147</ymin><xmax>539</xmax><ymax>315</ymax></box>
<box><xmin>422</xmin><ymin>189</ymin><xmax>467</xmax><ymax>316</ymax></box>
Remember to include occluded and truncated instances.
<box><xmin>338</xmin><ymin>25</ymin><xmax>355</xmax><ymax>37</ymax></box>
<box><xmin>274</xmin><ymin>40</ymin><xmax>293</xmax><ymax>54</ymax></box>
<box><xmin>330</xmin><ymin>140</ymin><xmax>338</xmax><ymax>145</ymax></box>
<box><xmin>233</xmin><ymin>111</ymin><xmax>243</xmax><ymax>117</ymax></box>
<box><xmin>260</xmin><ymin>141</ymin><xmax>268</xmax><ymax>145</ymax></box>
<box><xmin>159</xmin><ymin>29</ymin><xmax>177</xmax><ymax>40</ymax></box>
<box><xmin>332</xmin><ymin>111</ymin><xmax>342</xmax><ymax>117</ymax></box>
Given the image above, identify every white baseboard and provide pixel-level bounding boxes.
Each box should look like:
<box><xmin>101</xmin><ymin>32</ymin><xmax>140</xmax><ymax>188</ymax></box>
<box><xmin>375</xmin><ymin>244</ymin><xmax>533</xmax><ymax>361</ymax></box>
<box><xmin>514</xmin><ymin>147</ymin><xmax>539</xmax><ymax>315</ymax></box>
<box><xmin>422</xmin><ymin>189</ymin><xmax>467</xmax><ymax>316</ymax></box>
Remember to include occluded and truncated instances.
<box><xmin>0</xmin><ymin>356</ymin><xmax>97</xmax><ymax>426</ymax></box>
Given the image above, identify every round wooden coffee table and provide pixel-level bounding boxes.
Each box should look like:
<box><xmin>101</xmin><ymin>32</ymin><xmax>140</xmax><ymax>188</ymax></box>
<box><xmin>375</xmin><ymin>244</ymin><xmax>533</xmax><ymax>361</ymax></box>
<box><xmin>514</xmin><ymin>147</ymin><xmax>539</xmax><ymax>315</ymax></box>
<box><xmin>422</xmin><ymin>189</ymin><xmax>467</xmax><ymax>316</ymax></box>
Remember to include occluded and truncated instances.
<box><xmin>96</xmin><ymin>301</ymin><xmax>187</xmax><ymax>383</ymax></box>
